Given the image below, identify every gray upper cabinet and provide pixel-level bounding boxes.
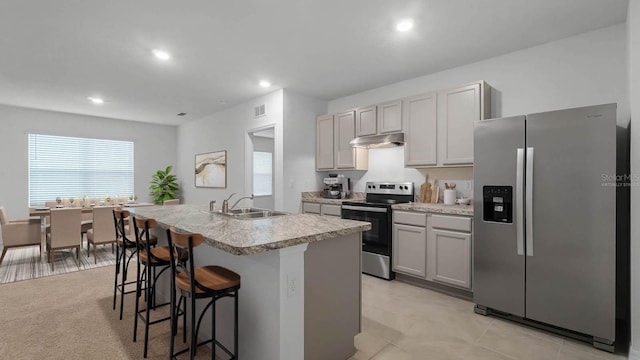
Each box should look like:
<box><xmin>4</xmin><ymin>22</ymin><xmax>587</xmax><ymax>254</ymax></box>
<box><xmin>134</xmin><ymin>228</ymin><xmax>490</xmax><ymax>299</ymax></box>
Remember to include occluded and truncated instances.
<box><xmin>316</xmin><ymin>110</ymin><xmax>367</xmax><ymax>171</ymax></box>
<box><xmin>335</xmin><ymin>110</ymin><xmax>357</xmax><ymax>169</ymax></box>
<box><xmin>355</xmin><ymin>106</ymin><xmax>377</xmax><ymax>137</ymax></box>
<box><xmin>404</xmin><ymin>81</ymin><xmax>491</xmax><ymax>168</ymax></box>
<box><xmin>377</xmin><ymin>100</ymin><xmax>402</xmax><ymax>134</ymax></box>
<box><xmin>403</xmin><ymin>92</ymin><xmax>438</xmax><ymax>166</ymax></box>
<box><xmin>316</xmin><ymin>114</ymin><xmax>334</xmax><ymax>170</ymax></box>
<box><xmin>440</xmin><ymin>83</ymin><xmax>481</xmax><ymax>165</ymax></box>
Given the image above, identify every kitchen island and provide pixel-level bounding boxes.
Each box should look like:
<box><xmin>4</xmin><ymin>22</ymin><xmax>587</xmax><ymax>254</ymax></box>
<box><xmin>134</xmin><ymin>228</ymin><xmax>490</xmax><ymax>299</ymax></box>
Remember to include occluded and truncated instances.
<box><xmin>129</xmin><ymin>204</ymin><xmax>370</xmax><ymax>360</ymax></box>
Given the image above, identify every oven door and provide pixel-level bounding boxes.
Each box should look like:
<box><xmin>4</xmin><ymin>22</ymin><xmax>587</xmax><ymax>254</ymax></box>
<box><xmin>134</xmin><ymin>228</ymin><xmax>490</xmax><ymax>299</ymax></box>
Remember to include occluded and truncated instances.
<box><xmin>341</xmin><ymin>204</ymin><xmax>391</xmax><ymax>256</ymax></box>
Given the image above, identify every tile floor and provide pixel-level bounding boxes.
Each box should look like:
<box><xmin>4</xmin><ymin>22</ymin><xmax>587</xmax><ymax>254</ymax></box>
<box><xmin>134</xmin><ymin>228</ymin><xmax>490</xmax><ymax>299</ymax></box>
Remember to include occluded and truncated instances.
<box><xmin>350</xmin><ymin>275</ymin><xmax>627</xmax><ymax>360</ymax></box>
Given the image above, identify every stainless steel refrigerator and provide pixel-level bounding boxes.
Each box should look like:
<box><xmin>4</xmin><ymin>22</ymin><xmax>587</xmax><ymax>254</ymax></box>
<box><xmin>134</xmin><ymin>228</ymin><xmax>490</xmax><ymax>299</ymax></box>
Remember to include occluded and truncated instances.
<box><xmin>473</xmin><ymin>103</ymin><xmax>628</xmax><ymax>351</ymax></box>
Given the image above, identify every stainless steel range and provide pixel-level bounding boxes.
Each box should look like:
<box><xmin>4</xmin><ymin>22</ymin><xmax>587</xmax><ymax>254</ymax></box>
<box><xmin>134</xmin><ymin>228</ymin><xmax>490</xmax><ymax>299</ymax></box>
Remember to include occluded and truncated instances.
<box><xmin>342</xmin><ymin>181</ymin><xmax>414</xmax><ymax>280</ymax></box>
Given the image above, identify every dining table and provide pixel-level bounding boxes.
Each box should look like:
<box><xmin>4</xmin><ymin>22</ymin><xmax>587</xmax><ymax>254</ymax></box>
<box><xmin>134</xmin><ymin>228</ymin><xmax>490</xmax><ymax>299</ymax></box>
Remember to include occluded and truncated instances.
<box><xmin>29</xmin><ymin>203</ymin><xmax>154</xmax><ymax>261</ymax></box>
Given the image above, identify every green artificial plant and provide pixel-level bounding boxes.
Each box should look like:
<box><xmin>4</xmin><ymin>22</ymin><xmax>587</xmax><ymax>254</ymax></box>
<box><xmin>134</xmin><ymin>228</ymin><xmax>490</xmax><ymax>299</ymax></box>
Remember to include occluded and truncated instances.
<box><xmin>149</xmin><ymin>165</ymin><xmax>179</xmax><ymax>204</ymax></box>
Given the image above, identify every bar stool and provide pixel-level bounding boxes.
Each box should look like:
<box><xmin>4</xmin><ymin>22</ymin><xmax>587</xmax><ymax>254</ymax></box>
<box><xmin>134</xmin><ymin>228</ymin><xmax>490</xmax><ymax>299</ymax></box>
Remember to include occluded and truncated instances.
<box><xmin>112</xmin><ymin>209</ymin><xmax>157</xmax><ymax>320</ymax></box>
<box><xmin>167</xmin><ymin>226</ymin><xmax>240</xmax><ymax>360</ymax></box>
<box><xmin>132</xmin><ymin>216</ymin><xmax>184</xmax><ymax>358</ymax></box>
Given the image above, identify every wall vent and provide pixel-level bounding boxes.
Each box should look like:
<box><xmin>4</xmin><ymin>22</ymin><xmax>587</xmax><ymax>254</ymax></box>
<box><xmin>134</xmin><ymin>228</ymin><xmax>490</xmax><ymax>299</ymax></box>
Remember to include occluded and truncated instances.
<box><xmin>254</xmin><ymin>104</ymin><xmax>266</xmax><ymax>118</ymax></box>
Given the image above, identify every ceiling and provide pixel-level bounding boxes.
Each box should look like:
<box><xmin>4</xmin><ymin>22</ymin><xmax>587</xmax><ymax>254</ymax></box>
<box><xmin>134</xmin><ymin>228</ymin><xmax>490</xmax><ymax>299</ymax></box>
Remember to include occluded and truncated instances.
<box><xmin>0</xmin><ymin>0</ymin><xmax>628</xmax><ymax>126</ymax></box>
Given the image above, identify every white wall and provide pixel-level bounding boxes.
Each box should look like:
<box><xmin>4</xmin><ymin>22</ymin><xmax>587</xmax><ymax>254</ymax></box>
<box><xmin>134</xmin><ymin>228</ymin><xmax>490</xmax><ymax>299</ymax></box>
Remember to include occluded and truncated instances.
<box><xmin>327</xmin><ymin>24</ymin><xmax>629</xmax><ymax>195</ymax></box>
<box><xmin>282</xmin><ymin>90</ymin><xmax>328</xmax><ymax>213</ymax></box>
<box><xmin>628</xmin><ymin>0</ymin><xmax>640</xmax><ymax>358</ymax></box>
<box><xmin>177</xmin><ymin>90</ymin><xmax>284</xmax><ymax>210</ymax></box>
<box><xmin>0</xmin><ymin>104</ymin><xmax>177</xmax><ymax>220</ymax></box>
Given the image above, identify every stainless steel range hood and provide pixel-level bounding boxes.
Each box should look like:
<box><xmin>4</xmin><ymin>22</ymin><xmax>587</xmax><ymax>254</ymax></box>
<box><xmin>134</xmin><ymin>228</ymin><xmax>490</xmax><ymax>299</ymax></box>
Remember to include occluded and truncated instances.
<box><xmin>349</xmin><ymin>132</ymin><xmax>405</xmax><ymax>148</ymax></box>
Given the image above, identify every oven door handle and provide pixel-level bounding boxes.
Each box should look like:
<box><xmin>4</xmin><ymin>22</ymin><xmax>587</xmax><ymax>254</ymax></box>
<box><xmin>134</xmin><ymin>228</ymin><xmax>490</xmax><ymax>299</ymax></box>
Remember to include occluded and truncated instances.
<box><xmin>341</xmin><ymin>205</ymin><xmax>388</xmax><ymax>213</ymax></box>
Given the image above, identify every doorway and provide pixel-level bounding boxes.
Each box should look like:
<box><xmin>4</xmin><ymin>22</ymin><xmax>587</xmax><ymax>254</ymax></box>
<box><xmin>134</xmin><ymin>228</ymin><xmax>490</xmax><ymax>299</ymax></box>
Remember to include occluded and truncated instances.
<box><xmin>247</xmin><ymin>127</ymin><xmax>275</xmax><ymax>209</ymax></box>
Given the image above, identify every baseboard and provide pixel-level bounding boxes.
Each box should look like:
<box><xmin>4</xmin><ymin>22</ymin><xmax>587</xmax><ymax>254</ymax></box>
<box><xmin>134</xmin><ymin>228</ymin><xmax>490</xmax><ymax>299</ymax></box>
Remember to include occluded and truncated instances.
<box><xmin>629</xmin><ymin>346</ymin><xmax>640</xmax><ymax>359</ymax></box>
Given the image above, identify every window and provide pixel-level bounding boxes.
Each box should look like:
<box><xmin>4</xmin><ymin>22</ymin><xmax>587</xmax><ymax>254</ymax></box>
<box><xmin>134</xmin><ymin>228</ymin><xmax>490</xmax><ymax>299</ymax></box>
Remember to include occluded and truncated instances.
<box><xmin>28</xmin><ymin>133</ymin><xmax>134</xmax><ymax>206</ymax></box>
<box><xmin>253</xmin><ymin>151</ymin><xmax>273</xmax><ymax>196</ymax></box>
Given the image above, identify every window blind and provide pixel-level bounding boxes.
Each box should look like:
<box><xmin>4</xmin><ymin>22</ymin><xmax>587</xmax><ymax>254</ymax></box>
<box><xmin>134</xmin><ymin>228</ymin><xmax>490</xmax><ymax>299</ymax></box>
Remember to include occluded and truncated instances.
<box><xmin>253</xmin><ymin>151</ymin><xmax>273</xmax><ymax>196</ymax></box>
<box><xmin>28</xmin><ymin>133</ymin><xmax>134</xmax><ymax>206</ymax></box>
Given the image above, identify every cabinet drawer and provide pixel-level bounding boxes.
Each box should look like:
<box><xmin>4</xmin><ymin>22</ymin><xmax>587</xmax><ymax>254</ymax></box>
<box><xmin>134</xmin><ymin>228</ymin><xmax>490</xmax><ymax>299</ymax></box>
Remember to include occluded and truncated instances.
<box><xmin>431</xmin><ymin>215</ymin><xmax>471</xmax><ymax>232</ymax></box>
<box><xmin>393</xmin><ymin>211</ymin><xmax>427</xmax><ymax>227</ymax></box>
<box><xmin>321</xmin><ymin>204</ymin><xmax>342</xmax><ymax>217</ymax></box>
<box><xmin>302</xmin><ymin>202</ymin><xmax>321</xmax><ymax>214</ymax></box>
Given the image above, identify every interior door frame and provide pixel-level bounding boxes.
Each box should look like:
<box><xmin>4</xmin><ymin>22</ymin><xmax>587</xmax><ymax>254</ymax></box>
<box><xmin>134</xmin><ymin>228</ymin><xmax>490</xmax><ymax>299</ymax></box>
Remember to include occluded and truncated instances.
<box><xmin>245</xmin><ymin>124</ymin><xmax>278</xmax><ymax>209</ymax></box>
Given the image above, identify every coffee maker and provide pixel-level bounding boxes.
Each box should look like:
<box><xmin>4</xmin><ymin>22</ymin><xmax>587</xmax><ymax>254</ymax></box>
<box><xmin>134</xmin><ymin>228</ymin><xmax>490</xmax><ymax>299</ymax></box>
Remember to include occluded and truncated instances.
<box><xmin>322</xmin><ymin>174</ymin><xmax>351</xmax><ymax>199</ymax></box>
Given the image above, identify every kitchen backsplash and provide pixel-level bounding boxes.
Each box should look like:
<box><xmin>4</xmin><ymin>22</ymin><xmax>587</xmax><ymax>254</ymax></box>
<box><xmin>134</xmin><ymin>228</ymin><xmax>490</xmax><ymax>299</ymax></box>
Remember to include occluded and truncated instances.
<box><xmin>317</xmin><ymin>147</ymin><xmax>474</xmax><ymax>203</ymax></box>
<box><xmin>428</xmin><ymin>179</ymin><xmax>473</xmax><ymax>202</ymax></box>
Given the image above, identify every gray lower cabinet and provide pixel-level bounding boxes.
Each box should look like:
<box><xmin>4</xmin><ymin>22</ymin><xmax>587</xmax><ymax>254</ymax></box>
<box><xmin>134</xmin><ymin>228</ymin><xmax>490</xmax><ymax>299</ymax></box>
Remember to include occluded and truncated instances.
<box><xmin>392</xmin><ymin>211</ymin><xmax>428</xmax><ymax>278</ymax></box>
<box><xmin>393</xmin><ymin>211</ymin><xmax>473</xmax><ymax>290</ymax></box>
<box><xmin>392</xmin><ymin>223</ymin><xmax>427</xmax><ymax>278</ymax></box>
<box><xmin>302</xmin><ymin>202</ymin><xmax>341</xmax><ymax>217</ymax></box>
<box><xmin>427</xmin><ymin>215</ymin><xmax>472</xmax><ymax>289</ymax></box>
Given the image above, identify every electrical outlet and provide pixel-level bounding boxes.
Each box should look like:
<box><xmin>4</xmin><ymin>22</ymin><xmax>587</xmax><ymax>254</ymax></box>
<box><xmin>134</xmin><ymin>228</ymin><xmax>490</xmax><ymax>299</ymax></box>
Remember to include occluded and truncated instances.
<box><xmin>287</xmin><ymin>272</ymin><xmax>299</xmax><ymax>297</ymax></box>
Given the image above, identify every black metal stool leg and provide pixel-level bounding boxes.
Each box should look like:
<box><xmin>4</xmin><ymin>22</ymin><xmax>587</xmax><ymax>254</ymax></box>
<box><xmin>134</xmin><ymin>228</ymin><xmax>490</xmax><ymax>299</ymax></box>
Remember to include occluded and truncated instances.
<box><xmin>113</xmin><ymin>244</ymin><xmax>120</xmax><ymax>310</ymax></box>
<box><xmin>235</xmin><ymin>289</ymin><xmax>239</xmax><ymax>360</ymax></box>
<box><xmin>133</xmin><ymin>256</ymin><xmax>141</xmax><ymax>342</ymax></box>
<box><xmin>190</xmin><ymin>295</ymin><xmax>197</xmax><ymax>360</ymax></box>
<box><xmin>212</xmin><ymin>297</ymin><xmax>216</xmax><ymax>360</ymax></box>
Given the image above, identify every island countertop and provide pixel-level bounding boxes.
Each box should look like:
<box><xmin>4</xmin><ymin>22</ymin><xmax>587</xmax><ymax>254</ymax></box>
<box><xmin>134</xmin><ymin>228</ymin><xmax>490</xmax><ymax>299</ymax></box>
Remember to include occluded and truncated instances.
<box><xmin>129</xmin><ymin>204</ymin><xmax>371</xmax><ymax>256</ymax></box>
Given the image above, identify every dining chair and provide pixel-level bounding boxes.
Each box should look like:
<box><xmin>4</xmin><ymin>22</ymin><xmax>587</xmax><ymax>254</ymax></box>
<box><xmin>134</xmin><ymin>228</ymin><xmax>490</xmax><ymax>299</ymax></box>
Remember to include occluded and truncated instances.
<box><xmin>0</xmin><ymin>206</ymin><xmax>41</xmax><ymax>265</ymax></box>
<box><xmin>81</xmin><ymin>211</ymin><xmax>93</xmax><ymax>243</ymax></box>
<box><xmin>86</xmin><ymin>206</ymin><xmax>116</xmax><ymax>263</ymax></box>
<box><xmin>46</xmin><ymin>207</ymin><xmax>82</xmax><ymax>271</ymax></box>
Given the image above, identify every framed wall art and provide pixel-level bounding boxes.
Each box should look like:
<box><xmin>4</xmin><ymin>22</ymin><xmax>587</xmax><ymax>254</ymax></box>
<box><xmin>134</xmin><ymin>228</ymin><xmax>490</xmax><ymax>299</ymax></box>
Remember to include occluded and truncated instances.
<box><xmin>195</xmin><ymin>150</ymin><xmax>227</xmax><ymax>188</ymax></box>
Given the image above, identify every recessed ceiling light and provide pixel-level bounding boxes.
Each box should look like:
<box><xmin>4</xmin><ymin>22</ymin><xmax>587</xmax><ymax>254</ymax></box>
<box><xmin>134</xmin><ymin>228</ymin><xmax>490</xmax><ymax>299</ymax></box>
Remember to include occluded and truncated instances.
<box><xmin>87</xmin><ymin>97</ymin><xmax>104</xmax><ymax>105</ymax></box>
<box><xmin>152</xmin><ymin>49</ymin><xmax>171</xmax><ymax>60</ymax></box>
<box><xmin>259</xmin><ymin>80</ymin><xmax>271</xmax><ymax>88</ymax></box>
<box><xmin>396</xmin><ymin>19</ymin><xmax>414</xmax><ymax>32</ymax></box>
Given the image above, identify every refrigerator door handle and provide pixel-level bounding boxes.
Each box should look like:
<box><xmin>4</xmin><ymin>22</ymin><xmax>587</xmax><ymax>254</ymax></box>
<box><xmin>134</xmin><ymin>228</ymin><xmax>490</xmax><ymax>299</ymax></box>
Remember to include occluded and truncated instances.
<box><xmin>516</xmin><ymin>148</ymin><xmax>525</xmax><ymax>256</ymax></box>
<box><xmin>526</xmin><ymin>147</ymin><xmax>534</xmax><ymax>256</ymax></box>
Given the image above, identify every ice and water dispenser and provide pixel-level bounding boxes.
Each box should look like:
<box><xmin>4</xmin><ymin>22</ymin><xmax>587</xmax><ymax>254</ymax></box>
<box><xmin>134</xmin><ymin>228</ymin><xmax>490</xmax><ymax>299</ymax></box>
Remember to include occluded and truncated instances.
<box><xmin>482</xmin><ymin>186</ymin><xmax>513</xmax><ymax>223</ymax></box>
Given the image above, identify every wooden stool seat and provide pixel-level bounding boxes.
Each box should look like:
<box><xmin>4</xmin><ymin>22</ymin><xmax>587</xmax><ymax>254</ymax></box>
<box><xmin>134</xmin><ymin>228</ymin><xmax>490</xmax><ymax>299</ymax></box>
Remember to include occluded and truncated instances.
<box><xmin>175</xmin><ymin>266</ymin><xmax>241</xmax><ymax>294</ymax></box>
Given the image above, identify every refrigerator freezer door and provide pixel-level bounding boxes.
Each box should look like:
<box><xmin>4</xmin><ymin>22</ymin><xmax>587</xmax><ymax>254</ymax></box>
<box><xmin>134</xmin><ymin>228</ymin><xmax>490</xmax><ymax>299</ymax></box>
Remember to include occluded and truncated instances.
<box><xmin>525</xmin><ymin>104</ymin><xmax>616</xmax><ymax>341</ymax></box>
<box><xmin>473</xmin><ymin>116</ymin><xmax>526</xmax><ymax>317</ymax></box>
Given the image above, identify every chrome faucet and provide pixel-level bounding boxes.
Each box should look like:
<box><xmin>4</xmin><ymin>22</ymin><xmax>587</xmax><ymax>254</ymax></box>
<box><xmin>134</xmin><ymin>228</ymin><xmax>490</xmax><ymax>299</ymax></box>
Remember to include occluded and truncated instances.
<box><xmin>209</xmin><ymin>200</ymin><xmax>216</xmax><ymax>212</ymax></box>
<box><xmin>229</xmin><ymin>194</ymin><xmax>255</xmax><ymax>211</ymax></box>
<box><xmin>221</xmin><ymin>193</ymin><xmax>236</xmax><ymax>213</ymax></box>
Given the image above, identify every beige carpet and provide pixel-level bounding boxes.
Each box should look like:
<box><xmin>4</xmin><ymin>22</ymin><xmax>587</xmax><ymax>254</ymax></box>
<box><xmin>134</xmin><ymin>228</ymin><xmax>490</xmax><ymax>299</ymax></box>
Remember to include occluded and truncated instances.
<box><xmin>0</xmin><ymin>242</ymin><xmax>117</xmax><ymax>284</ymax></box>
<box><xmin>0</xmin><ymin>265</ymin><xmax>218</xmax><ymax>359</ymax></box>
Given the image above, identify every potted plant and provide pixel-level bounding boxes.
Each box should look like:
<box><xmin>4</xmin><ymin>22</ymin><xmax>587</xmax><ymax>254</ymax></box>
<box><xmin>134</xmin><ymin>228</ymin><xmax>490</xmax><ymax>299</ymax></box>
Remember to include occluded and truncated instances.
<box><xmin>149</xmin><ymin>165</ymin><xmax>179</xmax><ymax>204</ymax></box>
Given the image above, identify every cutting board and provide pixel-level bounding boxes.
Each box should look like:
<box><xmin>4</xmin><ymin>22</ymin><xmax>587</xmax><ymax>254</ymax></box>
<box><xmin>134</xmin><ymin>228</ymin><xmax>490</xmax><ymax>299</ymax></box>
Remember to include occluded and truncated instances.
<box><xmin>431</xmin><ymin>180</ymin><xmax>439</xmax><ymax>203</ymax></box>
<box><xmin>419</xmin><ymin>174</ymin><xmax>432</xmax><ymax>203</ymax></box>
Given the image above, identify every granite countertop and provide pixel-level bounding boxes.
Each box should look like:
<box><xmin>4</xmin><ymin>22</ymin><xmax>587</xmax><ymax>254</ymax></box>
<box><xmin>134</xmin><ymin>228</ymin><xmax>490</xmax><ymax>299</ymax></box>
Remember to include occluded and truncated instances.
<box><xmin>391</xmin><ymin>202</ymin><xmax>474</xmax><ymax>216</ymax></box>
<box><xmin>129</xmin><ymin>205</ymin><xmax>371</xmax><ymax>256</ymax></box>
<box><xmin>301</xmin><ymin>192</ymin><xmax>365</xmax><ymax>205</ymax></box>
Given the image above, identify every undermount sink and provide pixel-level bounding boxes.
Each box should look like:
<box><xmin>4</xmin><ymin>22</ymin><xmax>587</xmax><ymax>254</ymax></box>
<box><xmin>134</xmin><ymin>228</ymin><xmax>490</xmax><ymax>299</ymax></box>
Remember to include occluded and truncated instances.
<box><xmin>233</xmin><ymin>210</ymin><xmax>288</xmax><ymax>220</ymax></box>
<box><xmin>213</xmin><ymin>207</ymin><xmax>289</xmax><ymax>219</ymax></box>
